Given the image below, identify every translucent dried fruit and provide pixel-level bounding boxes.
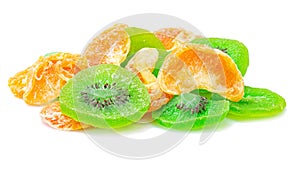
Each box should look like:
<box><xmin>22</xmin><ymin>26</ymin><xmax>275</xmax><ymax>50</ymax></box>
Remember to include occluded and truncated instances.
<box><xmin>59</xmin><ymin>64</ymin><xmax>151</xmax><ymax>128</ymax></box>
<box><xmin>8</xmin><ymin>52</ymin><xmax>80</xmax><ymax>105</ymax></box>
<box><xmin>145</xmin><ymin>81</ymin><xmax>173</xmax><ymax>112</ymax></box>
<box><xmin>121</xmin><ymin>27</ymin><xmax>166</xmax><ymax>67</ymax></box>
<box><xmin>125</xmin><ymin>48</ymin><xmax>158</xmax><ymax>79</ymax></box>
<box><xmin>190</xmin><ymin>38</ymin><xmax>250</xmax><ymax>76</ymax></box>
<box><xmin>158</xmin><ymin>44</ymin><xmax>244</xmax><ymax>102</ymax></box>
<box><xmin>152</xmin><ymin>93</ymin><xmax>229</xmax><ymax>130</ymax></box>
<box><xmin>154</xmin><ymin>27</ymin><xmax>201</xmax><ymax>51</ymax></box>
<box><xmin>228</xmin><ymin>86</ymin><xmax>286</xmax><ymax>120</ymax></box>
<box><xmin>8</xmin><ymin>65</ymin><xmax>36</xmax><ymax>98</ymax></box>
<box><xmin>125</xmin><ymin>48</ymin><xmax>173</xmax><ymax>112</ymax></box>
<box><xmin>40</xmin><ymin>101</ymin><xmax>90</xmax><ymax>130</ymax></box>
<box><xmin>81</xmin><ymin>24</ymin><xmax>130</xmax><ymax>67</ymax></box>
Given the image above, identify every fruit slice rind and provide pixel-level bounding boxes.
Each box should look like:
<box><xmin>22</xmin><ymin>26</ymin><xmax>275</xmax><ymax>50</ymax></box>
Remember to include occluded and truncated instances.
<box><xmin>59</xmin><ymin>64</ymin><xmax>151</xmax><ymax>128</ymax></box>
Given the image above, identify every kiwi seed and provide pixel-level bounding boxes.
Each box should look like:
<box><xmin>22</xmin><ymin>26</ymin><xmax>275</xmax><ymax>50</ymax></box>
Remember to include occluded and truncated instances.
<box><xmin>216</xmin><ymin>47</ymin><xmax>228</xmax><ymax>54</ymax></box>
<box><xmin>175</xmin><ymin>96</ymin><xmax>208</xmax><ymax>114</ymax></box>
<box><xmin>80</xmin><ymin>82</ymin><xmax>130</xmax><ymax>110</ymax></box>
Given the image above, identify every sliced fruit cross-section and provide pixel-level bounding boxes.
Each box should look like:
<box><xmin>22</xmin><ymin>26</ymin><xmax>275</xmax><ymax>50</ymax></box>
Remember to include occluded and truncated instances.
<box><xmin>81</xmin><ymin>24</ymin><xmax>130</xmax><ymax>67</ymax></box>
<box><xmin>8</xmin><ymin>52</ymin><xmax>80</xmax><ymax>105</ymax></box>
<box><xmin>40</xmin><ymin>101</ymin><xmax>90</xmax><ymax>130</ymax></box>
<box><xmin>125</xmin><ymin>48</ymin><xmax>173</xmax><ymax>112</ymax></box>
<box><xmin>191</xmin><ymin>38</ymin><xmax>249</xmax><ymax>76</ymax></box>
<box><xmin>228</xmin><ymin>86</ymin><xmax>286</xmax><ymax>120</ymax></box>
<box><xmin>152</xmin><ymin>93</ymin><xmax>229</xmax><ymax>130</ymax></box>
<box><xmin>59</xmin><ymin>64</ymin><xmax>151</xmax><ymax>128</ymax></box>
<box><xmin>154</xmin><ymin>27</ymin><xmax>201</xmax><ymax>51</ymax></box>
<box><xmin>158</xmin><ymin>44</ymin><xmax>244</xmax><ymax>102</ymax></box>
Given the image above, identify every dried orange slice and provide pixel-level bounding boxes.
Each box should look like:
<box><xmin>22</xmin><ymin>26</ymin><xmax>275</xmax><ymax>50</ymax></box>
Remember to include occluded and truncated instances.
<box><xmin>146</xmin><ymin>82</ymin><xmax>173</xmax><ymax>112</ymax></box>
<box><xmin>154</xmin><ymin>27</ymin><xmax>201</xmax><ymax>51</ymax></box>
<box><xmin>125</xmin><ymin>48</ymin><xmax>173</xmax><ymax>112</ymax></box>
<box><xmin>157</xmin><ymin>44</ymin><xmax>244</xmax><ymax>102</ymax></box>
<box><xmin>23</xmin><ymin>53</ymin><xmax>80</xmax><ymax>105</ymax></box>
<box><xmin>8</xmin><ymin>52</ymin><xmax>80</xmax><ymax>105</ymax></box>
<box><xmin>81</xmin><ymin>24</ymin><xmax>130</xmax><ymax>67</ymax></box>
<box><xmin>40</xmin><ymin>101</ymin><xmax>90</xmax><ymax>130</ymax></box>
<box><xmin>8</xmin><ymin>65</ymin><xmax>36</xmax><ymax>99</ymax></box>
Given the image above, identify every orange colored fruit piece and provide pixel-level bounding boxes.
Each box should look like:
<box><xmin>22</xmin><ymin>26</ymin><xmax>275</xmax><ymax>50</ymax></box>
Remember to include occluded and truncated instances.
<box><xmin>24</xmin><ymin>53</ymin><xmax>80</xmax><ymax>105</ymax></box>
<box><xmin>40</xmin><ymin>101</ymin><xmax>90</xmax><ymax>130</ymax></box>
<box><xmin>8</xmin><ymin>65</ymin><xmax>35</xmax><ymax>98</ymax></box>
<box><xmin>81</xmin><ymin>24</ymin><xmax>130</xmax><ymax>67</ymax></box>
<box><xmin>146</xmin><ymin>82</ymin><xmax>173</xmax><ymax>112</ymax></box>
<box><xmin>125</xmin><ymin>48</ymin><xmax>173</xmax><ymax>112</ymax></box>
<box><xmin>158</xmin><ymin>44</ymin><xmax>244</xmax><ymax>102</ymax></box>
<box><xmin>154</xmin><ymin>27</ymin><xmax>201</xmax><ymax>51</ymax></box>
<box><xmin>8</xmin><ymin>52</ymin><xmax>80</xmax><ymax>105</ymax></box>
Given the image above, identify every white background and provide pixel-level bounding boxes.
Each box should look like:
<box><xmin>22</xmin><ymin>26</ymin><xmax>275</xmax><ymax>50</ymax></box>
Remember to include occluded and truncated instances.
<box><xmin>1</xmin><ymin>0</ymin><xmax>299</xmax><ymax>168</ymax></box>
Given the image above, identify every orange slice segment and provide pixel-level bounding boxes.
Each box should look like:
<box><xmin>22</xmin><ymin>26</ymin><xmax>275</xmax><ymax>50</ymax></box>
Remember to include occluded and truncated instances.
<box><xmin>23</xmin><ymin>53</ymin><xmax>80</xmax><ymax>105</ymax></box>
<box><xmin>40</xmin><ymin>101</ymin><xmax>90</xmax><ymax>130</ymax></box>
<box><xmin>8</xmin><ymin>64</ymin><xmax>37</xmax><ymax>99</ymax></box>
<box><xmin>125</xmin><ymin>48</ymin><xmax>173</xmax><ymax>112</ymax></box>
<box><xmin>154</xmin><ymin>27</ymin><xmax>201</xmax><ymax>51</ymax></box>
<box><xmin>81</xmin><ymin>23</ymin><xmax>130</xmax><ymax>67</ymax></box>
<box><xmin>8</xmin><ymin>52</ymin><xmax>80</xmax><ymax>105</ymax></box>
<box><xmin>158</xmin><ymin>44</ymin><xmax>244</xmax><ymax>102</ymax></box>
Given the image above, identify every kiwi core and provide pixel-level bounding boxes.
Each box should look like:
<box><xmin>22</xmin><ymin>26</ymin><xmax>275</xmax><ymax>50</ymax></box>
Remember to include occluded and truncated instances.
<box><xmin>80</xmin><ymin>82</ymin><xmax>130</xmax><ymax>110</ymax></box>
<box><xmin>175</xmin><ymin>95</ymin><xmax>209</xmax><ymax>114</ymax></box>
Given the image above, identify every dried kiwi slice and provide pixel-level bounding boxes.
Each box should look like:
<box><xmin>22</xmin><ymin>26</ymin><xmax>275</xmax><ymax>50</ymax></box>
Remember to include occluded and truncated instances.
<box><xmin>59</xmin><ymin>64</ymin><xmax>151</xmax><ymax>128</ymax></box>
<box><xmin>228</xmin><ymin>86</ymin><xmax>286</xmax><ymax>120</ymax></box>
<box><xmin>190</xmin><ymin>38</ymin><xmax>249</xmax><ymax>76</ymax></box>
<box><xmin>152</xmin><ymin>93</ymin><xmax>229</xmax><ymax>130</ymax></box>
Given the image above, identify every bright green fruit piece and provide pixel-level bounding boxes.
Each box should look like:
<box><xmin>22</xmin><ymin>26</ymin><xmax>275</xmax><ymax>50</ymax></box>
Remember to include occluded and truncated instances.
<box><xmin>121</xmin><ymin>27</ymin><xmax>167</xmax><ymax>68</ymax></box>
<box><xmin>228</xmin><ymin>86</ymin><xmax>286</xmax><ymax>120</ymax></box>
<box><xmin>152</xmin><ymin>49</ymin><xmax>170</xmax><ymax>77</ymax></box>
<box><xmin>190</xmin><ymin>38</ymin><xmax>249</xmax><ymax>76</ymax></box>
<box><xmin>59</xmin><ymin>64</ymin><xmax>151</xmax><ymax>128</ymax></box>
<box><xmin>152</xmin><ymin>93</ymin><xmax>229</xmax><ymax>130</ymax></box>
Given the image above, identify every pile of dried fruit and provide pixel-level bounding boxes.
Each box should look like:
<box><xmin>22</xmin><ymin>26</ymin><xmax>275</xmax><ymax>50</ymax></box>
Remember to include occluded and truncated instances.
<box><xmin>8</xmin><ymin>24</ymin><xmax>286</xmax><ymax>131</ymax></box>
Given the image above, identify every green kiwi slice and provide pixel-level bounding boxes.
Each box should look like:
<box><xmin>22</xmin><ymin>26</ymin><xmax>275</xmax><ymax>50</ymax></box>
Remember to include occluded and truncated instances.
<box><xmin>190</xmin><ymin>38</ymin><xmax>249</xmax><ymax>76</ymax></box>
<box><xmin>121</xmin><ymin>27</ymin><xmax>169</xmax><ymax>74</ymax></box>
<box><xmin>152</xmin><ymin>93</ymin><xmax>229</xmax><ymax>130</ymax></box>
<box><xmin>228</xmin><ymin>86</ymin><xmax>286</xmax><ymax>120</ymax></box>
<box><xmin>59</xmin><ymin>64</ymin><xmax>151</xmax><ymax>128</ymax></box>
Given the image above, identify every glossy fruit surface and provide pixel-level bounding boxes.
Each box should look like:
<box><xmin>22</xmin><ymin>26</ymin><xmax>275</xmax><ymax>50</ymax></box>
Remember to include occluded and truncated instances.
<box><xmin>121</xmin><ymin>27</ymin><xmax>166</xmax><ymax>67</ymax></box>
<box><xmin>158</xmin><ymin>44</ymin><xmax>244</xmax><ymax>102</ymax></box>
<box><xmin>152</xmin><ymin>93</ymin><xmax>229</xmax><ymax>130</ymax></box>
<box><xmin>59</xmin><ymin>64</ymin><xmax>150</xmax><ymax>128</ymax></box>
<box><xmin>81</xmin><ymin>24</ymin><xmax>130</xmax><ymax>67</ymax></box>
<box><xmin>191</xmin><ymin>38</ymin><xmax>249</xmax><ymax>76</ymax></box>
<box><xmin>228</xmin><ymin>86</ymin><xmax>286</xmax><ymax>120</ymax></box>
<box><xmin>8</xmin><ymin>52</ymin><xmax>80</xmax><ymax>105</ymax></box>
